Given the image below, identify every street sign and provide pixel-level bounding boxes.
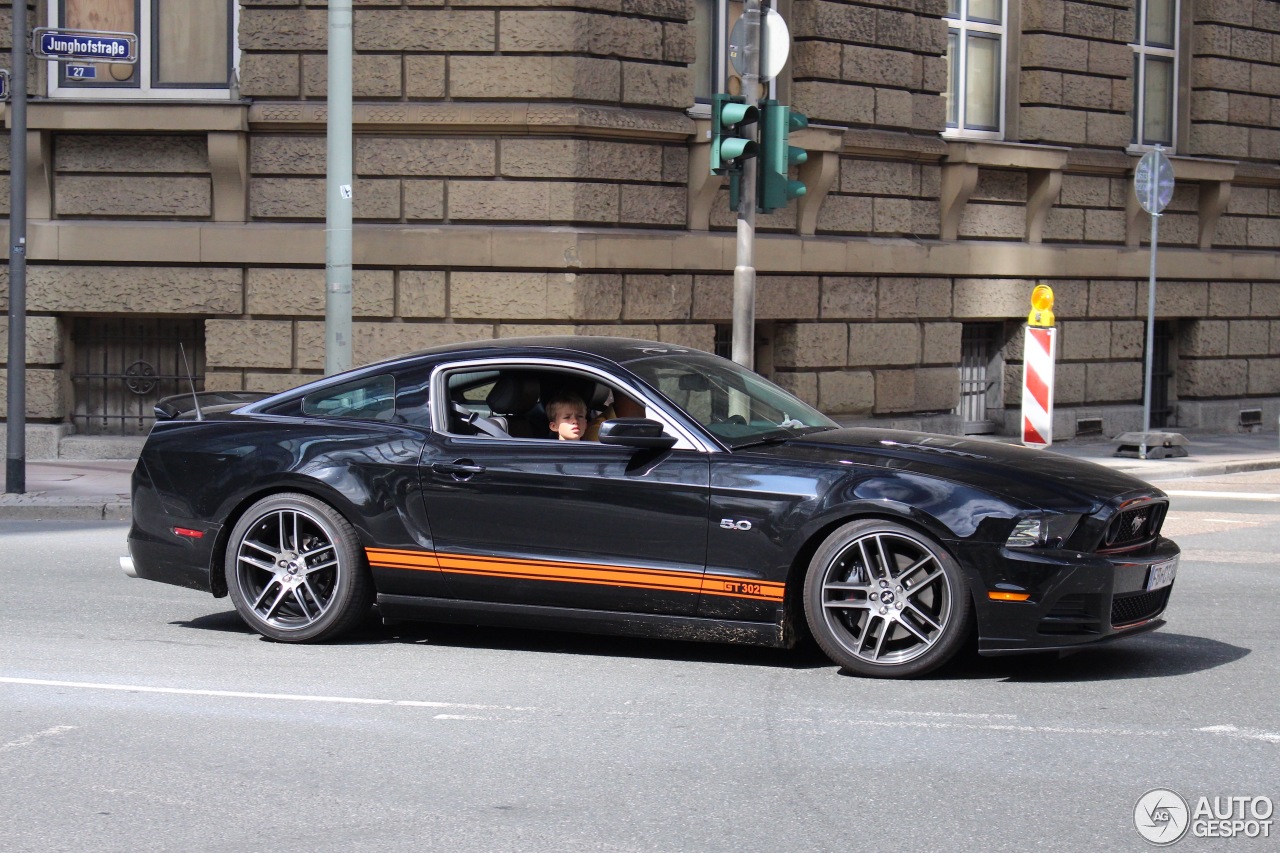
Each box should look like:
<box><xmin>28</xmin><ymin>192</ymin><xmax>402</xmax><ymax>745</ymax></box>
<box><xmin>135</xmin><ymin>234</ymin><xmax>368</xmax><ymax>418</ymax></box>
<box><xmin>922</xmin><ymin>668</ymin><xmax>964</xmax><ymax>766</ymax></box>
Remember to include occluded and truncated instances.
<box><xmin>1134</xmin><ymin>148</ymin><xmax>1174</xmax><ymax>214</ymax></box>
<box><xmin>0</xmin><ymin>70</ymin><xmax>9</xmax><ymax>101</ymax></box>
<box><xmin>728</xmin><ymin>9</ymin><xmax>791</xmax><ymax>81</ymax></box>
<box><xmin>32</xmin><ymin>28</ymin><xmax>137</xmax><ymax>64</ymax></box>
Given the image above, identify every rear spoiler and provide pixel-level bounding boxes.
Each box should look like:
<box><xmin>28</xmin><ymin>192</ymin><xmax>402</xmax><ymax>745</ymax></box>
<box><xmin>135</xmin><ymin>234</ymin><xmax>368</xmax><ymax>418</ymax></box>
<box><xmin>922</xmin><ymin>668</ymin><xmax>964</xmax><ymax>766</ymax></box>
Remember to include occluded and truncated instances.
<box><xmin>154</xmin><ymin>391</ymin><xmax>273</xmax><ymax>420</ymax></box>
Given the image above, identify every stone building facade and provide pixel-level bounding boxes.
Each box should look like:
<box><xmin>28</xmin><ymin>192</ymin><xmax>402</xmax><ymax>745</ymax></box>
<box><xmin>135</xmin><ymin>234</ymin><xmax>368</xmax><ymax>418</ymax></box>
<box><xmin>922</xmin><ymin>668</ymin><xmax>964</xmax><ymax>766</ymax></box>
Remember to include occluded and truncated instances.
<box><xmin>2</xmin><ymin>0</ymin><xmax>1280</xmax><ymax>450</ymax></box>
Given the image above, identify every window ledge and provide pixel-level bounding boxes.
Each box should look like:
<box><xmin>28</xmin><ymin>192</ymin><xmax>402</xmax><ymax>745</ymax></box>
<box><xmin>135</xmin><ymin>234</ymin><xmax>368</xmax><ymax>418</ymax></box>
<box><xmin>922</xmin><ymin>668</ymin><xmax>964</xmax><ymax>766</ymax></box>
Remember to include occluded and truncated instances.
<box><xmin>23</xmin><ymin>100</ymin><xmax>249</xmax><ymax>132</ymax></box>
<box><xmin>1165</xmin><ymin>155</ymin><xmax>1236</xmax><ymax>184</ymax></box>
<box><xmin>944</xmin><ymin>139</ymin><xmax>1070</xmax><ymax>171</ymax></box>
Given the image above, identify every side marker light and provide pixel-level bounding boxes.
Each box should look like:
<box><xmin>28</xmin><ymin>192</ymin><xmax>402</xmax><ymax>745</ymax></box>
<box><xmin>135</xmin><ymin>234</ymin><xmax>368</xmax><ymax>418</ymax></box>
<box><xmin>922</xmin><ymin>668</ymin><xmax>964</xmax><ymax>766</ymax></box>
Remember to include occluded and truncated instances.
<box><xmin>173</xmin><ymin>527</ymin><xmax>205</xmax><ymax>539</ymax></box>
<box><xmin>988</xmin><ymin>591</ymin><xmax>1031</xmax><ymax>602</ymax></box>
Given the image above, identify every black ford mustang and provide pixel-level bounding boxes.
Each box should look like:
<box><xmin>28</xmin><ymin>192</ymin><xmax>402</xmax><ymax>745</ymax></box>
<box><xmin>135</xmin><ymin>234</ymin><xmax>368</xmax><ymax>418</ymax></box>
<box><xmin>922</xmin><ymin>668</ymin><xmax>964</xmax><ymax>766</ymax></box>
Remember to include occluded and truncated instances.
<box><xmin>123</xmin><ymin>336</ymin><xmax>1179</xmax><ymax>678</ymax></box>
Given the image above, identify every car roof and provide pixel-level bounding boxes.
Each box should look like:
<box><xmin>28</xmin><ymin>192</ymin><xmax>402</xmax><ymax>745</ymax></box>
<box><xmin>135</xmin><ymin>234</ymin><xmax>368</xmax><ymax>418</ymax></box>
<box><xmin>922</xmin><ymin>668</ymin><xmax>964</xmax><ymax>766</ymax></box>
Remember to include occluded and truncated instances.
<box><xmin>239</xmin><ymin>336</ymin><xmax>705</xmax><ymax>414</ymax></box>
<box><xmin>408</xmin><ymin>336</ymin><xmax>698</xmax><ymax>364</ymax></box>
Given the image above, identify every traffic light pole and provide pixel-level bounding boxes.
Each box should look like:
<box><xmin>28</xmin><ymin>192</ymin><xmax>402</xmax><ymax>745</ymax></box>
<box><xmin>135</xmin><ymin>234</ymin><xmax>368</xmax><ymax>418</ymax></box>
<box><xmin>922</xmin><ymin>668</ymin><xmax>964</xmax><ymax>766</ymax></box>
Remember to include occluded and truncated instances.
<box><xmin>731</xmin><ymin>0</ymin><xmax>761</xmax><ymax>372</ymax></box>
<box><xmin>6</xmin><ymin>0</ymin><xmax>28</xmax><ymax>493</ymax></box>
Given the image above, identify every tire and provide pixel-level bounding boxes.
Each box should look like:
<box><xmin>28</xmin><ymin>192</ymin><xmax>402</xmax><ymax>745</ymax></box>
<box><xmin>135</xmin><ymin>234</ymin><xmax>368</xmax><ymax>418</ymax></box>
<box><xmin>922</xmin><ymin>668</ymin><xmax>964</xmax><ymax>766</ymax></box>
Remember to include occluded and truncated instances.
<box><xmin>225</xmin><ymin>493</ymin><xmax>374</xmax><ymax>643</ymax></box>
<box><xmin>803</xmin><ymin>519</ymin><xmax>974</xmax><ymax>678</ymax></box>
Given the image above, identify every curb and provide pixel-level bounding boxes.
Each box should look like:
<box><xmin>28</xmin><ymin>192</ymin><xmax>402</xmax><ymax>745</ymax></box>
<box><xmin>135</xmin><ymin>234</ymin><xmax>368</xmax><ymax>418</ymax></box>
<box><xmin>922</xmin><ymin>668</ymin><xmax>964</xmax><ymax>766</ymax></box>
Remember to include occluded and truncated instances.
<box><xmin>1108</xmin><ymin>457</ymin><xmax>1280</xmax><ymax>481</ymax></box>
<box><xmin>0</xmin><ymin>497</ymin><xmax>131</xmax><ymax>522</ymax></box>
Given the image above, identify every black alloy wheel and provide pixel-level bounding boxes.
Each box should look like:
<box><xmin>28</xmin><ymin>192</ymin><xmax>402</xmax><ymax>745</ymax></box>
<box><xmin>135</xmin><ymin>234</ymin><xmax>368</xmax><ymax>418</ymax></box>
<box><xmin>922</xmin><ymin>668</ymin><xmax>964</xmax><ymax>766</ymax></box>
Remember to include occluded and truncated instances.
<box><xmin>804</xmin><ymin>519</ymin><xmax>973</xmax><ymax>678</ymax></box>
<box><xmin>225</xmin><ymin>493</ymin><xmax>373</xmax><ymax>642</ymax></box>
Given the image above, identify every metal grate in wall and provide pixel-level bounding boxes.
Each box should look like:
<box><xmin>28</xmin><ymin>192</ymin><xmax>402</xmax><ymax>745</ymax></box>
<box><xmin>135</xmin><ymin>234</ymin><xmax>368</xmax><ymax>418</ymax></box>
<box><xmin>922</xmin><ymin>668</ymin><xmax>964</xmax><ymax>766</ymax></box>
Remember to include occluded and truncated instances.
<box><xmin>1150</xmin><ymin>321</ymin><xmax>1173</xmax><ymax>429</ymax></box>
<box><xmin>71</xmin><ymin>317</ymin><xmax>205</xmax><ymax>436</ymax></box>
<box><xmin>956</xmin><ymin>322</ymin><xmax>1002</xmax><ymax>435</ymax></box>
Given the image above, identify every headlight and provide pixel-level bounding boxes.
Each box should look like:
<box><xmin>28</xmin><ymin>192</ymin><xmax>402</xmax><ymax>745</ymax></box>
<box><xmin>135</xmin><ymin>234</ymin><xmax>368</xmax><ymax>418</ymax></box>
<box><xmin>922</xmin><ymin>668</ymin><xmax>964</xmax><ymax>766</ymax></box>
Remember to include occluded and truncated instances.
<box><xmin>1006</xmin><ymin>513</ymin><xmax>1081</xmax><ymax>548</ymax></box>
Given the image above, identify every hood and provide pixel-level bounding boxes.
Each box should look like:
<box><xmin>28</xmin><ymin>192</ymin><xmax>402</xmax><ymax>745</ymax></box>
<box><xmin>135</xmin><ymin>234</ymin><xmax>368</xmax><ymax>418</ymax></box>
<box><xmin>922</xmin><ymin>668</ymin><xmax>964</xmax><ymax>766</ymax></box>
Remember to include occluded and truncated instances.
<box><xmin>744</xmin><ymin>428</ymin><xmax>1162</xmax><ymax>511</ymax></box>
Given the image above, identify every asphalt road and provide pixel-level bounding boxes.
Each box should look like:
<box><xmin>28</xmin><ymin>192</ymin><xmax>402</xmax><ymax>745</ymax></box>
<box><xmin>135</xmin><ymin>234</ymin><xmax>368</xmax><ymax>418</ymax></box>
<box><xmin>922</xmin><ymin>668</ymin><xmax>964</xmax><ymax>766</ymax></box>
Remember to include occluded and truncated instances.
<box><xmin>2</xmin><ymin>473</ymin><xmax>1278</xmax><ymax>852</ymax></box>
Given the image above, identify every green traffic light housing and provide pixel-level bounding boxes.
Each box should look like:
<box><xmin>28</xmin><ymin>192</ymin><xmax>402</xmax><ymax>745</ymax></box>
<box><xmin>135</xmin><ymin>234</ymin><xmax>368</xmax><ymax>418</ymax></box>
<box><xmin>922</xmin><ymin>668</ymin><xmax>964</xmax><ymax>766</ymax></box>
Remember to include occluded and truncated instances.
<box><xmin>758</xmin><ymin>101</ymin><xmax>809</xmax><ymax>213</ymax></box>
<box><xmin>710</xmin><ymin>93</ymin><xmax>758</xmax><ymax>175</ymax></box>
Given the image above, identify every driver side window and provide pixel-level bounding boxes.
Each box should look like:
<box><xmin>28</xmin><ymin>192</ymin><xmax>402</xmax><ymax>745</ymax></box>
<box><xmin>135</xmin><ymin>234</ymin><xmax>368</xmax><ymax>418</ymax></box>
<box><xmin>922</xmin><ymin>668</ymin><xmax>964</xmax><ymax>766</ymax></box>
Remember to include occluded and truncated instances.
<box><xmin>437</xmin><ymin>363</ymin><xmax>693</xmax><ymax>448</ymax></box>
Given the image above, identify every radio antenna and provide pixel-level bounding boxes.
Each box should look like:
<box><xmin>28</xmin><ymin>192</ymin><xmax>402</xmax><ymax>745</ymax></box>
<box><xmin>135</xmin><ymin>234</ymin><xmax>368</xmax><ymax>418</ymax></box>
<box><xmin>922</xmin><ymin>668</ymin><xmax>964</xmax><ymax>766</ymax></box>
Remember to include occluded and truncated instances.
<box><xmin>179</xmin><ymin>342</ymin><xmax>203</xmax><ymax>421</ymax></box>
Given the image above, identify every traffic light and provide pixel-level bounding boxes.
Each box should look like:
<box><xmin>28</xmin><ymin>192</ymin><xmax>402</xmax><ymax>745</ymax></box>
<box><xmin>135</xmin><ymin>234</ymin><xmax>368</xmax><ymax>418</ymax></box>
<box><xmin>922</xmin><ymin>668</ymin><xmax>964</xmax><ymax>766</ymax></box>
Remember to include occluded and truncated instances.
<box><xmin>758</xmin><ymin>101</ymin><xmax>809</xmax><ymax>213</ymax></box>
<box><xmin>710</xmin><ymin>93</ymin><xmax>758</xmax><ymax>175</ymax></box>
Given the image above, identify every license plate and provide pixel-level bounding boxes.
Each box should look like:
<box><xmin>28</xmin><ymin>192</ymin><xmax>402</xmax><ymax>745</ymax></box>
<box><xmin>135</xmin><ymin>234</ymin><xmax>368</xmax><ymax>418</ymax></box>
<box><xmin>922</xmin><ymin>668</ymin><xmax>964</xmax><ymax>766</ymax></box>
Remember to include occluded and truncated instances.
<box><xmin>1146</xmin><ymin>557</ymin><xmax>1178</xmax><ymax>591</ymax></box>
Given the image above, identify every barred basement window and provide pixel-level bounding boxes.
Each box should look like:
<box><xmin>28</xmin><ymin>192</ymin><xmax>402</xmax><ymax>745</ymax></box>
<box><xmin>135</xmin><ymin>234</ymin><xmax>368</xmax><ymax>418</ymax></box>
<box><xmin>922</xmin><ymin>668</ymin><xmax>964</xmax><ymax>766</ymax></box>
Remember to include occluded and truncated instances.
<box><xmin>71</xmin><ymin>317</ymin><xmax>205</xmax><ymax>437</ymax></box>
<box><xmin>944</xmin><ymin>0</ymin><xmax>1006</xmax><ymax>139</ymax></box>
<box><xmin>1131</xmin><ymin>0</ymin><xmax>1179</xmax><ymax>148</ymax></box>
<box><xmin>48</xmin><ymin>1</ymin><xmax>238</xmax><ymax>99</ymax></box>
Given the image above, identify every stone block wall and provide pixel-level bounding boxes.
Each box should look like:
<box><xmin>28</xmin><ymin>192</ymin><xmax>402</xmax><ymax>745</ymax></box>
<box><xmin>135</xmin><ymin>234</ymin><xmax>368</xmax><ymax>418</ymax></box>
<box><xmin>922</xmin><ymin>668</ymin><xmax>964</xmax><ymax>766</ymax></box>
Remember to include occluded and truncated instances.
<box><xmin>1189</xmin><ymin>0</ymin><xmax>1280</xmax><ymax>162</ymax></box>
<box><xmin>791</xmin><ymin>0</ymin><xmax>948</xmax><ymax>132</ymax></box>
<box><xmin>10</xmin><ymin>262</ymin><xmax>1268</xmax><ymax>427</ymax></box>
<box><xmin>202</xmin><ymin>268</ymin><xmax>724</xmax><ymax>393</ymax></box>
<box><xmin>809</xmin><ymin>156</ymin><xmax>941</xmax><ymax>237</ymax></box>
<box><xmin>249</xmin><ymin>134</ymin><xmax>688</xmax><ymax>226</ymax></box>
<box><xmin>1020</xmin><ymin>0</ymin><xmax>1134</xmax><ymax>149</ymax></box>
<box><xmin>770</xmin><ymin>276</ymin><xmax>959</xmax><ymax>416</ymax></box>
<box><xmin>0</xmin><ymin>316</ymin><xmax>67</xmax><ymax>421</ymax></box>
<box><xmin>53</xmin><ymin>135</ymin><xmax>213</xmax><ymax>218</ymax></box>
<box><xmin>239</xmin><ymin>3</ymin><xmax>696</xmax><ymax>108</ymax></box>
<box><xmin>1216</xmin><ymin>184</ymin><xmax>1280</xmax><ymax>250</ymax></box>
<box><xmin>1180</xmin><ymin>280</ymin><xmax>1280</xmax><ymax>398</ymax></box>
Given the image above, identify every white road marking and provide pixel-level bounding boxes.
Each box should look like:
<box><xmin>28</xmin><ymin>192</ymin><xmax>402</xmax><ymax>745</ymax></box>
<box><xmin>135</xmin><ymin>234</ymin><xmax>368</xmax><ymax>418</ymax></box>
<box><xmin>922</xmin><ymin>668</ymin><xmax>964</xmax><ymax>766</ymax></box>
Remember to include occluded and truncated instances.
<box><xmin>1166</xmin><ymin>490</ymin><xmax>1280</xmax><ymax>501</ymax></box>
<box><xmin>3</xmin><ymin>676</ymin><xmax>1276</xmax><ymax>745</ymax></box>
<box><xmin>0</xmin><ymin>677</ymin><xmax>530</xmax><ymax>711</ymax></box>
<box><xmin>1197</xmin><ymin>724</ymin><xmax>1280</xmax><ymax>744</ymax></box>
<box><xmin>0</xmin><ymin>725</ymin><xmax>77</xmax><ymax>753</ymax></box>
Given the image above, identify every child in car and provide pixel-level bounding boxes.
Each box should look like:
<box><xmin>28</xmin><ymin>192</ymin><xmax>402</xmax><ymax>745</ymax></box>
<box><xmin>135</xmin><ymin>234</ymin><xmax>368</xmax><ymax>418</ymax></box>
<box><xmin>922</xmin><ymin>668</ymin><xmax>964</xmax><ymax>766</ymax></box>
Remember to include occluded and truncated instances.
<box><xmin>546</xmin><ymin>391</ymin><xmax>588</xmax><ymax>441</ymax></box>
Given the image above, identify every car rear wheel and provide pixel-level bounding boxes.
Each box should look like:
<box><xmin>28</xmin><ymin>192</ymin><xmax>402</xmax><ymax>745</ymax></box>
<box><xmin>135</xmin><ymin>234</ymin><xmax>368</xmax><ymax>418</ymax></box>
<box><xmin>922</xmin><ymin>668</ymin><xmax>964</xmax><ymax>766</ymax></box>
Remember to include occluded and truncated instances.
<box><xmin>225</xmin><ymin>493</ymin><xmax>373</xmax><ymax>643</ymax></box>
<box><xmin>803</xmin><ymin>519</ymin><xmax>973</xmax><ymax>678</ymax></box>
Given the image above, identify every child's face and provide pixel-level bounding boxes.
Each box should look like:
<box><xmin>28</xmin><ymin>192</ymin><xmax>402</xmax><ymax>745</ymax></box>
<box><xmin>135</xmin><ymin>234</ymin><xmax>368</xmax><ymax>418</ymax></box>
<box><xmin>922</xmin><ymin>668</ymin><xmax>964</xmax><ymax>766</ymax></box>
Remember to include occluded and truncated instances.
<box><xmin>550</xmin><ymin>405</ymin><xmax>587</xmax><ymax>440</ymax></box>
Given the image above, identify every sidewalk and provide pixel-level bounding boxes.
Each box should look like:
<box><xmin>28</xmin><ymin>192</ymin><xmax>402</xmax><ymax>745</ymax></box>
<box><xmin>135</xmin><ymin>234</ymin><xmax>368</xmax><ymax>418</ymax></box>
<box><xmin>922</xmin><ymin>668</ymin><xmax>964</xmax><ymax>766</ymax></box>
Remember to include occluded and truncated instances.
<box><xmin>2</xmin><ymin>430</ymin><xmax>1279</xmax><ymax>522</ymax></box>
<box><xmin>0</xmin><ymin>460</ymin><xmax>134</xmax><ymax>521</ymax></box>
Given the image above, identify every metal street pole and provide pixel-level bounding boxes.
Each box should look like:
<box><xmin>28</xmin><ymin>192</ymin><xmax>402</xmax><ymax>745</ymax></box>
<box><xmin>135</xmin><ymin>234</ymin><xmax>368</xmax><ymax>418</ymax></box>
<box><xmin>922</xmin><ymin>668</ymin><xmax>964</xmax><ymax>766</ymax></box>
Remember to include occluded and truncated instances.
<box><xmin>730</xmin><ymin>0</ymin><xmax>761</xmax><ymax>371</ymax></box>
<box><xmin>6</xmin><ymin>0</ymin><xmax>28</xmax><ymax>493</ymax></box>
<box><xmin>325</xmin><ymin>0</ymin><xmax>353</xmax><ymax>375</ymax></box>
<box><xmin>1140</xmin><ymin>177</ymin><xmax>1159</xmax><ymax>461</ymax></box>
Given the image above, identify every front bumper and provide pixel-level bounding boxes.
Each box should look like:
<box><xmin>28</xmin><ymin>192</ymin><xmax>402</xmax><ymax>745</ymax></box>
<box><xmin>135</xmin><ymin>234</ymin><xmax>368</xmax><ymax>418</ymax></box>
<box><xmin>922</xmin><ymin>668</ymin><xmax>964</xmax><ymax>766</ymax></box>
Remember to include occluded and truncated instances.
<box><xmin>957</xmin><ymin>536</ymin><xmax>1180</xmax><ymax>656</ymax></box>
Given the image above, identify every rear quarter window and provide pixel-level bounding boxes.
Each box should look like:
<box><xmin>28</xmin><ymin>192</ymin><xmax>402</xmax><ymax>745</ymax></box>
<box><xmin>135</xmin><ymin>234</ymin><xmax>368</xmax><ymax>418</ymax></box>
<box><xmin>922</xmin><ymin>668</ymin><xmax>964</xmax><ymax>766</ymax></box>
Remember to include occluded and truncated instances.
<box><xmin>302</xmin><ymin>375</ymin><xmax>396</xmax><ymax>421</ymax></box>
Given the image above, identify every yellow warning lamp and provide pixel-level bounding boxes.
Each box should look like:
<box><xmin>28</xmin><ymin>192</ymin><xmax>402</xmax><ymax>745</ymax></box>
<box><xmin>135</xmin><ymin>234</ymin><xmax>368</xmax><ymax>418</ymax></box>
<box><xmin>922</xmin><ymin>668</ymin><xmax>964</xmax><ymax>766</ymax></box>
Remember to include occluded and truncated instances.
<box><xmin>1028</xmin><ymin>284</ymin><xmax>1055</xmax><ymax>327</ymax></box>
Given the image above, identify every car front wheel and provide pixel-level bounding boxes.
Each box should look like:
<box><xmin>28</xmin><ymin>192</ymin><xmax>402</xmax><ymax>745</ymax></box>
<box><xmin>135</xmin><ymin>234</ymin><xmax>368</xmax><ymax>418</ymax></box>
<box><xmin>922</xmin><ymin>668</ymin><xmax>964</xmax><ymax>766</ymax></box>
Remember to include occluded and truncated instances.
<box><xmin>803</xmin><ymin>519</ymin><xmax>973</xmax><ymax>678</ymax></box>
<box><xmin>225</xmin><ymin>493</ymin><xmax>373</xmax><ymax>643</ymax></box>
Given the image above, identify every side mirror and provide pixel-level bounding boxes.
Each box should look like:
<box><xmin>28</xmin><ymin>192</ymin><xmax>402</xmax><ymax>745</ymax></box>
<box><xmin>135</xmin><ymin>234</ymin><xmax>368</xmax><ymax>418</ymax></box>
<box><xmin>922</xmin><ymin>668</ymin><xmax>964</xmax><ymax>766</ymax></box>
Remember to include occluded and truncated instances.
<box><xmin>598</xmin><ymin>418</ymin><xmax>677</xmax><ymax>450</ymax></box>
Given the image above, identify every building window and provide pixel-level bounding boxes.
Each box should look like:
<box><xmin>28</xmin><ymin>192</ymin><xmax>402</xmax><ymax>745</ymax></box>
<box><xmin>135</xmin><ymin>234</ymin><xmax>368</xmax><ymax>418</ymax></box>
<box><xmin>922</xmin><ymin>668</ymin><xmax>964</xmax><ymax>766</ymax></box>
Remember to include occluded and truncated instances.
<box><xmin>944</xmin><ymin>0</ymin><xmax>1006</xmax><ymax>138</ymax></box>
<box><xmin>694</xmin><ymin>0</ymin><xmax>718</xmax><ymax>102</ymax></box>
<box><xmin>47</xmin><ymin>1</ymin><xmax>237</xmax><ymax>100</ymax></box>
<box><xmin>1131</xmin><ymin>0</ymin><xmax>1178</xmax><ymax>148</ymax></box>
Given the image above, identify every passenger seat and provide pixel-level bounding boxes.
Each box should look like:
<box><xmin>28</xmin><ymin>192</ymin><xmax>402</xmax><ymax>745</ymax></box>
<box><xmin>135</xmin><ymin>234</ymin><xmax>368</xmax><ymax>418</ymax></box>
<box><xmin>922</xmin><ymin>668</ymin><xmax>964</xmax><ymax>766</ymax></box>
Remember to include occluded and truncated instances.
<box><xmin>485</xmin><ymin>374</ymin><xmax>542</xmax><ymax>438</ymax></box>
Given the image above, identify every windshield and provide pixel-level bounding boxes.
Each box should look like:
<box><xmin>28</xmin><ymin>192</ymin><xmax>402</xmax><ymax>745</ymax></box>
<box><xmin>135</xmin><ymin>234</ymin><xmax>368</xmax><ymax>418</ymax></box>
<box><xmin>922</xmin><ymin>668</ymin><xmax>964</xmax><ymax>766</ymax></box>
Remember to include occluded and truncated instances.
<box><xmin>622</xmin><ymin>351</ymin><xmax>838</xmax><ymax>448</ymax></box>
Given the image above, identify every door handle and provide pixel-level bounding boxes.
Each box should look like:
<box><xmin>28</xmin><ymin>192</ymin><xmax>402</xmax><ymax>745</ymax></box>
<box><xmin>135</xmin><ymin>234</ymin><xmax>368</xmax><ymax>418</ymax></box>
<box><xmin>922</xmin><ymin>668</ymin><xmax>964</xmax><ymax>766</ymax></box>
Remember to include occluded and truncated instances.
<box><xmin>432</xmin><ymin>460</ymin><xmax>486</xmax><ymax>479</ymax></box>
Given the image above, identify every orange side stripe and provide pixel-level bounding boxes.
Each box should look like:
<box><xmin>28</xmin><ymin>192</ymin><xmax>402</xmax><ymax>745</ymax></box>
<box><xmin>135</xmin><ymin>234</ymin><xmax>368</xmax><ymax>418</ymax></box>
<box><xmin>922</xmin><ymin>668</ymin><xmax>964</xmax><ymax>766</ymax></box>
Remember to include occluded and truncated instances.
<box><xmin>436</xmin><ymin>555</ymin><xmax>705</xmax><ymax>591</ymax></box>
<box><xmin>365</xmin><ymin>548</ymin><xmax>785</xmax><ymax>602</ymax></box>
<box><xmin>436</xmin><ymin>550</ymin><xmax>709</xmax><ymax>581</ymax></box>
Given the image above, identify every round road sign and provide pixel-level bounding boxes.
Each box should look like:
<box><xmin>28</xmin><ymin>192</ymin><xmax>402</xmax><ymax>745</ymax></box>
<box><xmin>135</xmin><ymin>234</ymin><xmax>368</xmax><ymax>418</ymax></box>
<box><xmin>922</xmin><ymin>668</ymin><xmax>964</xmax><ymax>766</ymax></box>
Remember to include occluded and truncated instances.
<box><xmin>728</xmin><ymin>9</ymin><xmax>791</xmax><ymax>81</ymax></box>
<box><xmin>1134</xmin><ymin>148</ymin><xmax>1174</xmax><ymax>214</ymax></box>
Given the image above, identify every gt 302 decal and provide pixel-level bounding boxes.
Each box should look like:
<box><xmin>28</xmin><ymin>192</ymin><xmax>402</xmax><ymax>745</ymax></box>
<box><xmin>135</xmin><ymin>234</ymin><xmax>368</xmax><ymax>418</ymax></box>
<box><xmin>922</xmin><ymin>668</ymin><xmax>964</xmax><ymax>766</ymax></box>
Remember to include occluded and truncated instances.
<box><xmin>366</xmin><ymin>548</ymin><xmax>785</xmax><ymax>603</ymax></box>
